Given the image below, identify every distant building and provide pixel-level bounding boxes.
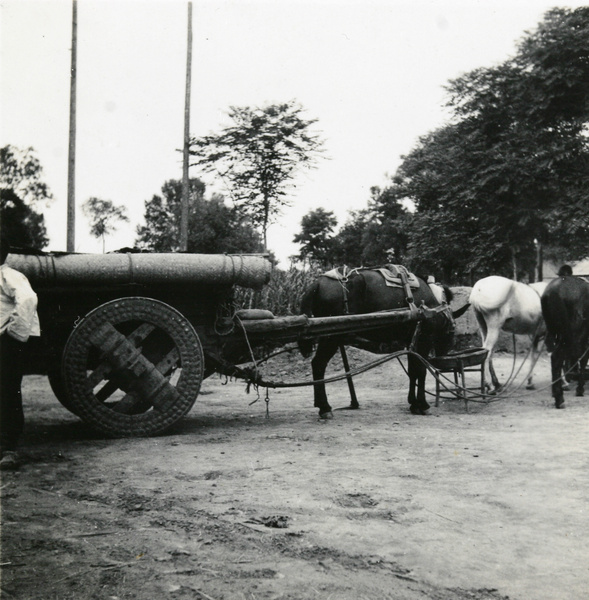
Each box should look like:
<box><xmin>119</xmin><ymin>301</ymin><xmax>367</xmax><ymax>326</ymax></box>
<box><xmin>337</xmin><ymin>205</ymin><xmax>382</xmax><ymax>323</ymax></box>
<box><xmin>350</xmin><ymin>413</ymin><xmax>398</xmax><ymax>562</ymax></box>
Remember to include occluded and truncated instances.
<box><xmin>542</xmin><ymin>258</ymin><xmax>589</xmax><ymax>280</ymax></box>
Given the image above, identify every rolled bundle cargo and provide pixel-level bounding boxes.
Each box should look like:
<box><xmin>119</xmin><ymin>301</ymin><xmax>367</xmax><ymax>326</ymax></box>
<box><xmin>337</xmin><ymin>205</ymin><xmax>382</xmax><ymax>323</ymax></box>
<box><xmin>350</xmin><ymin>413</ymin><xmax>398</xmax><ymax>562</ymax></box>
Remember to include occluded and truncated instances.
<box><xmin>6</xmin><ymin>252</ymin><xmax>272</xmax><ymax>290</ymax></box>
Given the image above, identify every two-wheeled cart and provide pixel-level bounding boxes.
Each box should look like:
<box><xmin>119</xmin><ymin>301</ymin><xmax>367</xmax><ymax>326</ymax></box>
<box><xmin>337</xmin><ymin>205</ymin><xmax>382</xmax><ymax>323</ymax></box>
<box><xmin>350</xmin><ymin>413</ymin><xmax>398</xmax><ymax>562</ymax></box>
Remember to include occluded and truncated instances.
<box><xmin>8</xmin><ymin>251</ymin><xmax>448</xmax><ymax>437</ymax></box>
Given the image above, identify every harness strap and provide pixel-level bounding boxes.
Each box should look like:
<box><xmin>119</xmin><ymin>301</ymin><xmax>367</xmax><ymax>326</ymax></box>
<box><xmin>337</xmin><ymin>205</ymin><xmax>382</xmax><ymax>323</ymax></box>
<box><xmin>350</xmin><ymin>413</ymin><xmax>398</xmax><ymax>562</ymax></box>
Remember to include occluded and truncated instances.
<box><xmin>398</xmin><ymin>268</ymin><xmax>415</xmax><ymax>307</ymax></box>
<box><xmin>338</xmin><ymin>265</ymin><xmax>350</xmax><ymax>315</ymax></box>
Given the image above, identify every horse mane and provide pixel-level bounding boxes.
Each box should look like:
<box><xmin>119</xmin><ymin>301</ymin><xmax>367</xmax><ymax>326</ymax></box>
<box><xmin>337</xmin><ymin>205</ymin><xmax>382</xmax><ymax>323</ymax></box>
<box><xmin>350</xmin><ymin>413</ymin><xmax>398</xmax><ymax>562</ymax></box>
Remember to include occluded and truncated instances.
<box><xmin>441</xmin><ymin>284</ymin><xmax>454</xmax><ymax>304</ymax></box>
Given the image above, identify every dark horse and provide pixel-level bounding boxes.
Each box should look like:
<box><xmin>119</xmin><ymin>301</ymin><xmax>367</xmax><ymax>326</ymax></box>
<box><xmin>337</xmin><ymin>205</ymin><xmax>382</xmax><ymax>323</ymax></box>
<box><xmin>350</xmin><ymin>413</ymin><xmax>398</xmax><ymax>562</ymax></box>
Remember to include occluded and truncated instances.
<box><xmin>299</xmin><ymin>267</ymin><xmax>463</xmax><ymax>418</ymax></box>
<box><xmin>541</xmin><ymin>273</ymin><xmax>589</xmax><ymax>408</ymax></box>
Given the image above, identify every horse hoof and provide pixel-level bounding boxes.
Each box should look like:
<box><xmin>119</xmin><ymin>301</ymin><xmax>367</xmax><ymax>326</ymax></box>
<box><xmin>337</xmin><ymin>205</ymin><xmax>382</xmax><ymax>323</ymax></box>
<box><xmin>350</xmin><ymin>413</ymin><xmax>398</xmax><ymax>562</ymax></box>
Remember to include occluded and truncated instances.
<box><xmin>525</xmin><ymin>384</ymin><xmax>536</xmax><ymax>391</ymax></box>
<box><xmin>555</xmin><ymin>401</ymin><xmax>565</xmax><ymax>409</ymax></box>
<box><xmin>319</xmin><ymin>411</ymin><xmax>333</xmax><ymax>420</ymax></box>
<box><xmin>575</xmin><ymin>391</ymin><xmax>584</xmax><ymax>397</ymax></box>
<box><xmin>410</xmin><ymin>406</ymin><xmax>427</xmax><ymax>416</ymax></box>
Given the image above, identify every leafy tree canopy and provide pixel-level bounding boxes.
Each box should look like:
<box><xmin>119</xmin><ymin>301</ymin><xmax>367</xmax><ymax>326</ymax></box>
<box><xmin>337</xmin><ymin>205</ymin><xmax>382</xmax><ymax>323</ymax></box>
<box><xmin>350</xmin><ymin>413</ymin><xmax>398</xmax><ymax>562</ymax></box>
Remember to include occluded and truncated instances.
<box><xmin>82</xmin><ymin>197</ymin><xmax>130</xmax><ymax>253</ymax></box>
<box><xmin>0</xmin><ymin>145</ymin><xmax>53</xmax><ymax>207</ymax></box>
<box><xmin>0</xmin><ymin>145</ymin><xmax>52</xmax><ymax>250</ymax></box>
<box><xmin>189</xmin><ymin>101</ymin><xmax>325</xmax><ymax>249</ymax></box>
<box><xmin>293</xmin><ymin>208</ymin><xmax>337</xmax><ymax>267</ymax></box>
<box><xmin>329</xmin><ymin>209</ymin><xmax>371</xmax><ymax>267</ymax></box>
<box><xmin>1</xmin><ymin>189</ymin><xmax>49</xmax><ymax>249</ymax></box>
<box><xmin>135</xmin><ymin>178</ymin><xmax>263</xmax><ymax>254</ymax></box>
<box><xmin>378</xmin><ymin>7</ymin><xmax>589</xmax><ymax>283</ymax></box>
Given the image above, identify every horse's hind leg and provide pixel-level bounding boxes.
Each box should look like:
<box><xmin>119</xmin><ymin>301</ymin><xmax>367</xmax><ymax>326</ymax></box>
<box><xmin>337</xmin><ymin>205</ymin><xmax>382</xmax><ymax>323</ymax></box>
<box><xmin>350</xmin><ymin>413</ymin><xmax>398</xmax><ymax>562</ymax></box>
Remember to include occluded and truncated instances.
<box><xmin>526</xmin><ymin>335</ymin><xmax>542</xmax><ymax>390</ymax></box>
<box><xmin>311</xmin><ymin>339</ymin><xmax>339</xmax><ymax>419</ymax></box>
<box><xmin>551</xmin><ymin>346</ymin><xmax>566</xmax><ymax>408</ymax></box>
<box><xmin>475</xmin><ymin>312</ymin><xmax>501</xmax><ymax>392</ymax></box>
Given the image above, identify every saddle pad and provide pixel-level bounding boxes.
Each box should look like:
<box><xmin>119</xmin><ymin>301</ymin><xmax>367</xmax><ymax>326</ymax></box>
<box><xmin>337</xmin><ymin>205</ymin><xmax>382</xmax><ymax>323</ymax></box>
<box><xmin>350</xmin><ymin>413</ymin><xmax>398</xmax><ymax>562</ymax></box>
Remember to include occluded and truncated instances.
<box><xmin>376</xmin><ymin>265</ymin><xmax>420</xmax><ymax>289</ymax></box>
<box><xmin>322</xmin><ymin>265</ymin><xmax>420</xmax><ymax>289</ymax></box>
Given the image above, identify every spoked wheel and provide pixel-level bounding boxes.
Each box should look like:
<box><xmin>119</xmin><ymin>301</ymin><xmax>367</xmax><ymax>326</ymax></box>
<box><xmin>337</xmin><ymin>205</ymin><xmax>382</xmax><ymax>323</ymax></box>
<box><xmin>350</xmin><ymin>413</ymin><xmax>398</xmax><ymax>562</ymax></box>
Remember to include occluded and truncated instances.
<box><xmin>62</xmin><ymin>297</ymin><xmax>204</xmax><ymax>437</ymax></box>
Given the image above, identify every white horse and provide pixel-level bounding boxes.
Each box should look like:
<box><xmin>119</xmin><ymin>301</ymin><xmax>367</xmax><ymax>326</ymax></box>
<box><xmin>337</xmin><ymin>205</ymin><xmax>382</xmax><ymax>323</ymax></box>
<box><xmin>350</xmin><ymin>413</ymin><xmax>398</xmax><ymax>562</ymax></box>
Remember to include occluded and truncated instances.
<box><xmin>469</xmin><ymin>276</ymin><xmax>546</xmax><ymax>392</ymax></box>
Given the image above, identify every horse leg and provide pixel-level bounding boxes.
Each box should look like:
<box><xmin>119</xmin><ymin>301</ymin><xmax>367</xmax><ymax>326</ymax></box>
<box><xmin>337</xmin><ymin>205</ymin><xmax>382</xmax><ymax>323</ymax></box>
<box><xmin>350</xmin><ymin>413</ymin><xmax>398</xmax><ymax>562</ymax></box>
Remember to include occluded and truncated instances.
<box><xmin>311</xmin><ymin>339</ymin><xmax>338</xmax><ymax>419</ymax></box>
<box><xmin>526</xmin><ymin>335</ymin><xmax>541</xmax><ymax>390</ymax></box>
<box><xmin>407</xmin><ymin>352</ymin><xmax>429</xmax><ymax>415</ymax></box>
<box><xmin>483</xmin><ymin>328</ymin><xmax>502</xmax><ymax>393</ymax></box>
<box><xmin>551</xmin><ymin>346</ymin><xmax>565</xmax><ymax>408</ymax></box>
<box><xmin>475</xmin><ymin>313</ymin><xmax>501</xmax><ymax>392</ymax></box>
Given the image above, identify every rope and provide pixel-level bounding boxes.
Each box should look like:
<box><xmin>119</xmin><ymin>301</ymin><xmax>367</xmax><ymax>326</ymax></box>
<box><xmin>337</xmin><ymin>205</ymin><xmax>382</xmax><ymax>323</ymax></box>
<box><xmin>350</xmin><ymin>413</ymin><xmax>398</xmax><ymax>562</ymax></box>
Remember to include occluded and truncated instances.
<box><xmin>233</xmin><ymin>303</ymin><xmax>589</xmax><ymax>406</ymax></box>
<box><xmin>239</xmin><ymin>340</ymin><xmax>589</xmax><ymax>407</ymax></box>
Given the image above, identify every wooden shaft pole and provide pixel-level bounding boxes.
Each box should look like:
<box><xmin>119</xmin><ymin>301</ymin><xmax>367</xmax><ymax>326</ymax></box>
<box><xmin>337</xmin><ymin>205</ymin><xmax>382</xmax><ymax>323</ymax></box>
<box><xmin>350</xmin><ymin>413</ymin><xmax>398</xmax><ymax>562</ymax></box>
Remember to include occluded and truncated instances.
<box><xmin>339</xmin><ymin>345</ymin><xmax>359</xmax><ymax>409</ymax></box>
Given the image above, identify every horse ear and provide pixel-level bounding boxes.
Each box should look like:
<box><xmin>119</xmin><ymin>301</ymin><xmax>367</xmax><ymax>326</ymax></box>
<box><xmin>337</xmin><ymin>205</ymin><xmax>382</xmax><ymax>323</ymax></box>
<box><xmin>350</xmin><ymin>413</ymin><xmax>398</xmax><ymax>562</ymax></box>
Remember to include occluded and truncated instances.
<box><xmin>452</xmin><ymin>303</ymin><xmax>470</xmax><ymax>319</ymax></box>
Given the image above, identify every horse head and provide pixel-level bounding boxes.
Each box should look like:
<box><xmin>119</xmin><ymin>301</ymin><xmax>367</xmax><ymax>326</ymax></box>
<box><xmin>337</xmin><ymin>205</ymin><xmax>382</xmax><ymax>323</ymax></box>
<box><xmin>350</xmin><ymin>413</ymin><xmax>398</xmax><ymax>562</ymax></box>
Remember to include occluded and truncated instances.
<box><xmin>431</xmin><ymin>304</ymin><xmax>457</xmax><ymax>357</ymax></box>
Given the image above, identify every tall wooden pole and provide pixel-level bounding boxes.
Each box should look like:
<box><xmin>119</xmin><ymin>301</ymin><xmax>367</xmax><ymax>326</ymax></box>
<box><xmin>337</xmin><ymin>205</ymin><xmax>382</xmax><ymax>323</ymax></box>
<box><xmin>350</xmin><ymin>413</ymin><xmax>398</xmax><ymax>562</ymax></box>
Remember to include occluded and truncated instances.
<box><xmin>67</xmin><ymin>0</ymin><xmax>77</xmax><ymax>252</ymax></box>
<box><xmin>180</xmin><ymin>1</ymin><xmax>193</xmax><ymax>252</ymax></box>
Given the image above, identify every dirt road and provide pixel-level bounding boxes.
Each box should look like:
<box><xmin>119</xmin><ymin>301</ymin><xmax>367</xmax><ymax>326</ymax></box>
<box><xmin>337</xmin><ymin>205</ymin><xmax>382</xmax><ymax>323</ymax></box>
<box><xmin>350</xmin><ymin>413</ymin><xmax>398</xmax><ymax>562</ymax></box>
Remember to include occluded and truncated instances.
<box><xmin>1</xmin><ymin>351</ymin><xmax>588</xmax><ymax>600</ymax></box>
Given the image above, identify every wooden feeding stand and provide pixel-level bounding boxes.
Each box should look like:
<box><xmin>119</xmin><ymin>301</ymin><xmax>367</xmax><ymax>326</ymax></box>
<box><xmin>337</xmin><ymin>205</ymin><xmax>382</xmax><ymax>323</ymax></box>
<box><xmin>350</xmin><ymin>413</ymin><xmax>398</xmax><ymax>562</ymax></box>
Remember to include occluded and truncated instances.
<box><xmin>429</xmin><ymin>348</ymin><xmax>488</xmax><ymax>411</ymax></box>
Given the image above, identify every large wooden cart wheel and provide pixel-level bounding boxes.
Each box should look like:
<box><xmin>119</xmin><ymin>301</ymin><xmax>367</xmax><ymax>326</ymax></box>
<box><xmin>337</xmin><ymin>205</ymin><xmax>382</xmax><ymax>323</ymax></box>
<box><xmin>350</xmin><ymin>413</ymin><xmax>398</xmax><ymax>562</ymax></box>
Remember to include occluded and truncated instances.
<box><xmin>48</xmin><ymin>367</ymin><xmax>80</xmax><ymax>415</ymax></box>
<box><xmin>62</xmin><ymin>297</ymin><xmax>204</xmax><ymax>437</ymax></box>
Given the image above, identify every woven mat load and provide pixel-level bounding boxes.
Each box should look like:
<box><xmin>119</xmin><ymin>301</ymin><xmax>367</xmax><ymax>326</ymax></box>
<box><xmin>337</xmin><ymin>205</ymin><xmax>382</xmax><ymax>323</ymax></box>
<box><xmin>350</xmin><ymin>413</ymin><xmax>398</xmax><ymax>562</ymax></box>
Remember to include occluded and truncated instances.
<box><xmin>6</xmin><ymin>252</ymin><xmax>273</xmax><ymax>290</ymax></box>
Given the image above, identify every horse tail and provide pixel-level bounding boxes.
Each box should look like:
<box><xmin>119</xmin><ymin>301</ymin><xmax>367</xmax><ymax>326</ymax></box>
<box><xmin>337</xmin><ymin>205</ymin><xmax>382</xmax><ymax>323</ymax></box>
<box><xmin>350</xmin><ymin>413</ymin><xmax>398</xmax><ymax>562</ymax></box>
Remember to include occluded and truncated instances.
<box><xmin>298</xmin><ymin>281</ymin><xmax>319</xmax><ymax>358</ymax></box>
<box><xmin>452</xmin><ymin>302</ymin><xmax>470</xmax><ymax>319</ymax></box>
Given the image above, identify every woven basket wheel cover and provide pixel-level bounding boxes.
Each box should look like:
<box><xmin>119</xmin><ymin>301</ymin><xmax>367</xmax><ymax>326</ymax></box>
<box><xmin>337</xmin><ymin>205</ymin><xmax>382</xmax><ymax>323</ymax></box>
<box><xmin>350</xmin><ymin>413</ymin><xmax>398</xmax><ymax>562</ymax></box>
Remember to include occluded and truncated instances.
<box><xmin>62</xmin><ymin>297</ymin><xmax>204</xmax><ymax>437</ymax></box>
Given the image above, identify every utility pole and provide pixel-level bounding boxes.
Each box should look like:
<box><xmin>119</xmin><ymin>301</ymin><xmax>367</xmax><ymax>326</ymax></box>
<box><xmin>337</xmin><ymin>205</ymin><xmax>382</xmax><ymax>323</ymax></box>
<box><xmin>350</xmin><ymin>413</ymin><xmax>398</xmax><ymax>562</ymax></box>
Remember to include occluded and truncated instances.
<box><xmin>180</xmin><ymin>1</ymin><xmax>193</xmax><ymax>252</ymax></box>
<box><xmin>67</xmin><ymin>0</ymin><xmax>77</xmax><ymax>252</ymax></box>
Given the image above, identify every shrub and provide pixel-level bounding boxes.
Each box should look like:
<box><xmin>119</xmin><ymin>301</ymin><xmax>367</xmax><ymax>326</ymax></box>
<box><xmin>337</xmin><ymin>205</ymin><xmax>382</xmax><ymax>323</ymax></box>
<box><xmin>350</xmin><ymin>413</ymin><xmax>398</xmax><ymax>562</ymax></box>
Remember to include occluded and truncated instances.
<box><xmin>235</xmin><ymin>264</ymin><xmax>322</xmax><ymax>316</ymax></box>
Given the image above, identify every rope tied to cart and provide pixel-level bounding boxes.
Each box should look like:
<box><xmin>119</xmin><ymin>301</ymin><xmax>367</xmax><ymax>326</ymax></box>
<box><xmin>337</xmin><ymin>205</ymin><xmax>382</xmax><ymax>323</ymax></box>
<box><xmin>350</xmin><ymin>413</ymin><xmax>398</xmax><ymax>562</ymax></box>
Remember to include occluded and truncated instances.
<box><xmin>234</xmin><ymin>336</ymin><xmax>589</xmax><ymax>408</ymax></box>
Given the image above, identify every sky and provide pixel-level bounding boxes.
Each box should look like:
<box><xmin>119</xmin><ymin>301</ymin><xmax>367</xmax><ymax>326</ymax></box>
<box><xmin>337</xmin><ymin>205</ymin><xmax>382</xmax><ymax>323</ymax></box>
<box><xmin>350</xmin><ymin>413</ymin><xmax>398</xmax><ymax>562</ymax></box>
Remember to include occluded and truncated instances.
<box><xmin>1</xmin><ymin>0</ymin><xmax>585</xmax><ymax>265</ymax></box>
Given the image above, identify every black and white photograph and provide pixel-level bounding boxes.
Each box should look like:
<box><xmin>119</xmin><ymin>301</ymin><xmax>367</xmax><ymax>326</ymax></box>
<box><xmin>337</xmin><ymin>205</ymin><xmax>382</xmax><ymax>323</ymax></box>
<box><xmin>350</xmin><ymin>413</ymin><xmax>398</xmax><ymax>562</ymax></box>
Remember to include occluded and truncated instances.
<box><xmin>1</xmin><ymin>1</ymin><xmax>588</xmax><ymax>599</ymax></box>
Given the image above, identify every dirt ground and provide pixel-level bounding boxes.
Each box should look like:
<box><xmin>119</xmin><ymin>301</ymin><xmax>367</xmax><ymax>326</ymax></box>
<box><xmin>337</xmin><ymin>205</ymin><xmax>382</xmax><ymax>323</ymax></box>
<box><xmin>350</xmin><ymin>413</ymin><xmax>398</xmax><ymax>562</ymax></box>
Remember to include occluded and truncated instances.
<box><xmin>1</xmin><ymin>349</ymin><xmax>588</xmax><ymax>600</ymax></box>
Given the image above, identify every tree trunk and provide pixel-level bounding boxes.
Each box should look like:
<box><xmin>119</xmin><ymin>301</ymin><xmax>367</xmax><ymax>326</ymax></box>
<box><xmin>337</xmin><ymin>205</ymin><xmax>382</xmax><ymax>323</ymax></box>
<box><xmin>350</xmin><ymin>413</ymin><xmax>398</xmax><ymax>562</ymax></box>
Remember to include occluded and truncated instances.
<box><xmin>511</xmin><ymin>247</ymin><xmax>517</xmax><ymax>280</ymax></box>
<box><xmin>536</xmin><ymin>240</ymin><xmax>543</xmax><ymax>281</ymax></box>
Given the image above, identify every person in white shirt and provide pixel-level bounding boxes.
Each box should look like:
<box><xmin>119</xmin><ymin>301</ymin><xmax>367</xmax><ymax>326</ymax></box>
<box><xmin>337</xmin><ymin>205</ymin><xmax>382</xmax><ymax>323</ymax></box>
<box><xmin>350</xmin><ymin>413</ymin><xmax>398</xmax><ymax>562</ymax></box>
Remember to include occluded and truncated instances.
<box><xmin>0</xmin><ymin>236</ymin><xmax>40</xmax><ymax>470</ymax></box>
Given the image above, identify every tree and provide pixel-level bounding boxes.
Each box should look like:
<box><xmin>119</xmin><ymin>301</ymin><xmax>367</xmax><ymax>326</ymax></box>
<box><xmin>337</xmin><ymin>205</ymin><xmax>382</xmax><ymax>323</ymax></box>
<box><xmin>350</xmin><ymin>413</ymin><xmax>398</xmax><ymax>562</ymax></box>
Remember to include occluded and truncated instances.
<box><xmin>82</xmin><ymin>197</ymin><xmax>130</xmax><ymax>253</ymax></box>
<box><xmin>135</xmin><ymin>178</ymin><xmax>262</xmax><ymax>254</ymax></box>
<box><xmin>1</xmin><ymin>145</ymin><xmax>53</xmax><ymax>250</ymax></box>
<box><xmin>380</xmin><ymin>7</ymin><xmax>589</xmax><ymax>282</ymax></box>
<box><xmin>0</xmin><ymin>189</ymin><xmax>49</xmax><ymax>249</ymax></box>
<box><xmin>293</xmin><ymin>208</ymin><xmax>337</xmax><ymax>267</ymax></box>
<box><xmin>330</xmin><ymin>209</ymin><xmax>371</xmax><ymax>267</ymax></box>
<box><xmin>189</xmin><ymin>101</ymin><xmax>325</xmax><ymax>249</ymax></box>
<box><xmin>361</xmin><ymin>186</ymin><xmax>410</xmax><ymax>266</ymax></box>
<box><xmin>0</xmin><ymin>145</ymin><xmax>54</xmax><ymax>208</ymax></box>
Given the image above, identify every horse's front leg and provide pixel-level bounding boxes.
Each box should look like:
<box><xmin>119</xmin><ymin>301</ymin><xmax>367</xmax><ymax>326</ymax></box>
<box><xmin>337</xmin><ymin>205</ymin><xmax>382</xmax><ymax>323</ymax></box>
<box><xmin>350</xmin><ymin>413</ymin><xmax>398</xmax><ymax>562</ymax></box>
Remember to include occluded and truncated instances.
<box><xmin>311</xmin><ymin>340</ymin><xmax>338</xmax><ymax>419</ymax></box>
<box><xmin>407</xmin><ymin>352</ymin><xmax>429</xmax><ymax>415</ymax></box>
